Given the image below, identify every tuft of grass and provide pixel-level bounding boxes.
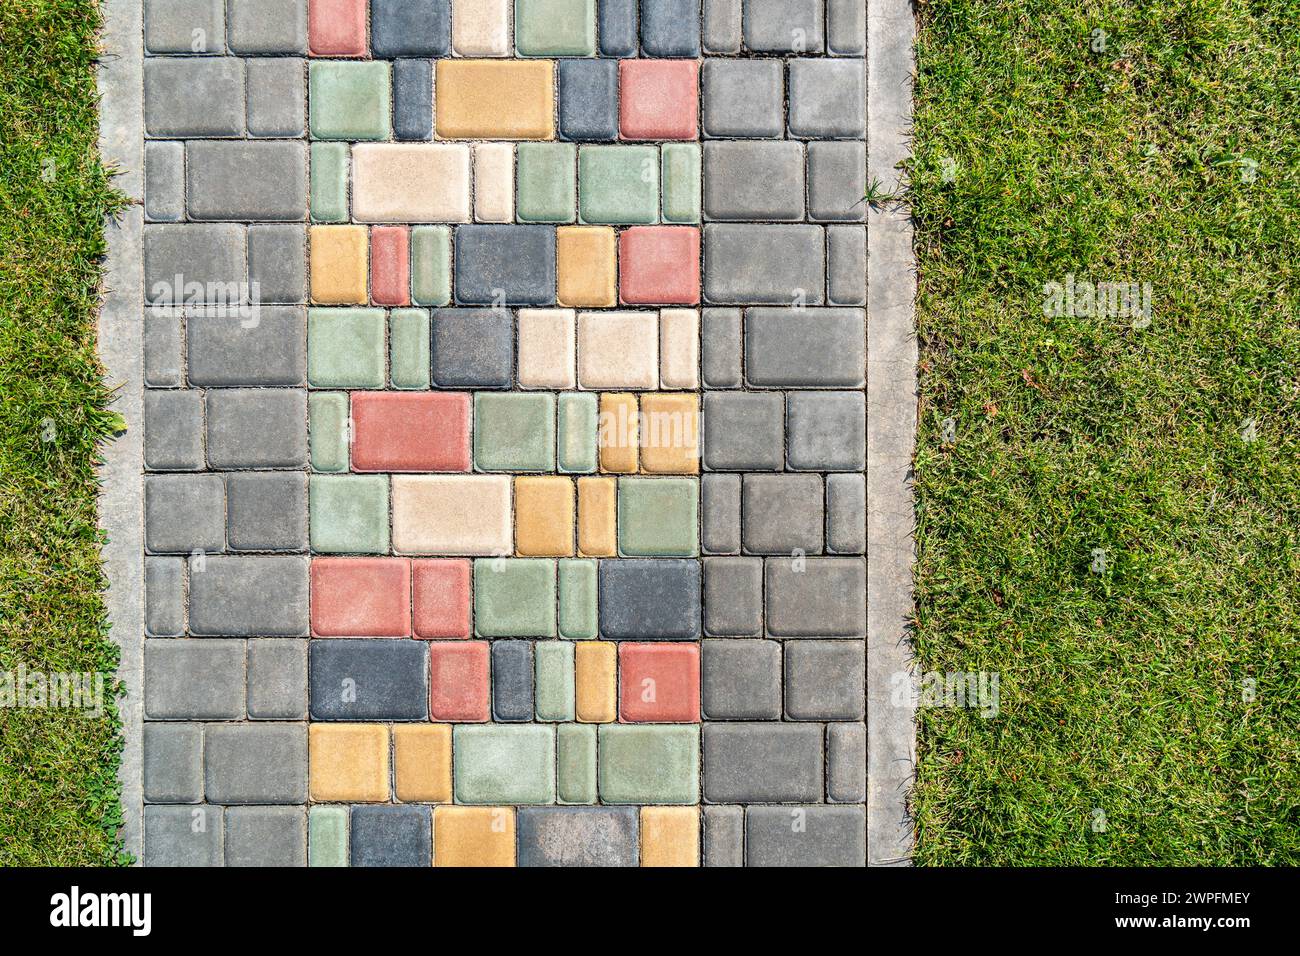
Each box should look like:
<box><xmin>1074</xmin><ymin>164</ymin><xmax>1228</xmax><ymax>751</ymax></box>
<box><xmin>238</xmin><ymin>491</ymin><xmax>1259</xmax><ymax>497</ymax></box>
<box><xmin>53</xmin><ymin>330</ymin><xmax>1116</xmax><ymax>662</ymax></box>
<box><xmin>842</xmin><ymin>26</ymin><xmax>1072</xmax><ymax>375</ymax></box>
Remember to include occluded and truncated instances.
<box><xmin>909</xmin><ymin>0</ymin><xmax>1300</xmax><ymax>864</ymax></box>
<box><xmin>0</xmin><ymin>0</ymin><xmax>129</xmax><ymax>864</ymax></box>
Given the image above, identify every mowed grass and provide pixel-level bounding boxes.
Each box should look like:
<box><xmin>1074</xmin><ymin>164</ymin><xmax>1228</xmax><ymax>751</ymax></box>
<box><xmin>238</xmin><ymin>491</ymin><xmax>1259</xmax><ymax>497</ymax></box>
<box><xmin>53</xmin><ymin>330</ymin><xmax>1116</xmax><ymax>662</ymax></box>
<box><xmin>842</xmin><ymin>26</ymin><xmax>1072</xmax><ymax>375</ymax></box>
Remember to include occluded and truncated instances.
<box><xmin>909</xmin><ymin>0</ymin><xmax>1300</xmax><ymax>863</ymax></box>
<box><xmin>0</xmin><ymin>0</ymin><xmax>128</xmax><ymax>864</ymax></box>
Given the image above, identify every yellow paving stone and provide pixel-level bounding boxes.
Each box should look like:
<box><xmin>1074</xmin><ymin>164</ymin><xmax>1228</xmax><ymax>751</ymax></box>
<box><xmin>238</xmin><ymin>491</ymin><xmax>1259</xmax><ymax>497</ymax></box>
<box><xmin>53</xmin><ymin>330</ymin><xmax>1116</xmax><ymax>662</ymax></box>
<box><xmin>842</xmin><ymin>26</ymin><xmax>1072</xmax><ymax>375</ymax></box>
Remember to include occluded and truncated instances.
<box><xmin>434</xmin><ymin>806</ymin><xmax>517</xmax><ymax>867</ymax></box>
<box><xmin>473</xmin><ymin>143</ymin><xmax>515</xmax><ymax>223</ymax></box>
<box><xmin>392</xmin><ymin>475</ymin><xmax>513</xmax><ymax>555</ymax></box>
<box><xmin>435</xmin><ymin>60</ymin><xmax>555</xmax><ymax>139</ymax></box>
<box><xmin>309</xmin><ymin>724</ymin><xmax>389</xmax><ymax>803</ymax></box>
<box><xmin>659</xmin><ymin>309</ymin><xmax>700</xmax><ymax>389</ymax></box>
<box><xmin>515</xmin><ymin>476</ymin><xmax>576</xmax><ymax>557</ymax></box>
<box><xmin>557</xmin><ymin>226</ymin><xmax>617</xmax><ymax>308</ymax></box>
<box><xmin>309</xmin><ymin>225</ymin><xmax>368</xmax><ymax>305</ymax></box>
<box><xmin>577</xmin><ymin>476</ymin><xmax>617</xmax><ymax>557</ymax></box>
<box><xmin>639</xmin><ymin>393</ymin><xmax>700</xmax><ymax>474</ymax></box>
<box><xmin>351</xmin><ymin>143</ymin><xmax>472</xmax><ymax>223</ymax></box>
<box><xmin>598</xmin><ymin>392</ymin><xmax>639</xmax><ymax>473</ymax></box>
<box><xmin>641</xmin><ymin>806</ymin><xmax>700</xmax><ymax>867</ymax></box>
<box><xmin>517</xmin><ymin>308</ymin><xmax>576</xmax><ymax>388</ymax></box>
<box><xmin>393</xmin><ymin>724</ymin><xmax>453</xmax><ymax>803</ymax></box>
<box><xmin>578</xmin><ymin>311</ymin><xmax>659</xmax><ymax>389</ymax></box>
<box><xmin>575</xmin><ymin>641</ymin><xmax>617</xmax><ymax>722</ymax></box>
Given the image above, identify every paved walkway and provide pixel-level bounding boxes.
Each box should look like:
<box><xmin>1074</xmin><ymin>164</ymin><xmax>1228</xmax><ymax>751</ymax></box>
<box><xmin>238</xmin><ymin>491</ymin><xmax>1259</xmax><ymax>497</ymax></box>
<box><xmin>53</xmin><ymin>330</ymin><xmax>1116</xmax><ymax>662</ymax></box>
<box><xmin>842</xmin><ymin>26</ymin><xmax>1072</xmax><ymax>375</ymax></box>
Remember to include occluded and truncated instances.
<box><xmin>99</xmin><ymin>0</ymin><xmax>914</xmax><ymax>866</ymax></box>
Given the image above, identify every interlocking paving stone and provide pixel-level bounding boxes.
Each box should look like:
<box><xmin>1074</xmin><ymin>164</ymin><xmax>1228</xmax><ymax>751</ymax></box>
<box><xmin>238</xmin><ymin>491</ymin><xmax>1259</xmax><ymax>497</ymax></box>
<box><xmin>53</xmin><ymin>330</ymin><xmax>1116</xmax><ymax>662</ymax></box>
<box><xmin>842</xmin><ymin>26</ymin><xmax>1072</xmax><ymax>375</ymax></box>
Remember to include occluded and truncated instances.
<box><xmin>351</xmin><ymin>805</ymin><xmax>432</xmax><ymax>867</ymax></box>
<box><xmin>144</xmin><ymin>390</ymin><xmax>204</xmax><ymax>471</ymax></box>
<box><xmin>702</xmin><ymin>723</ymin><xmax>824</xmax><ymax>802</ymax></box>
<box><xmin>661</xmin><ymin>143</ymin><xmax>702</xmax><ymax>223</ymax></box>
<box><xmin>308</xmin><ymin>723</ymin><xmax>390</xmax><ymax>802</ymax></box>
<box><xmin>248</xmin><ymin>639</ymin><xmax>308</xmax><ymax>720</ymax></box>
<box><xmin>145</xmin><ymin>474</ymin><xmax>225</xmax><ymax>554</ymax></box>
<box><xmin>412</xmin><ymin>226</ymin><xmax>453</xmax><ymax>305</ymax></box>
<box><xmin>557</xmin><ymin>723</ymin><xmax>598</xmax><ymax>803</ymax></box>
<box><xmin>702</xmin><ymin>556</ymin><xmax>762</xmax><ymax>636</ymax></box>
<box><xmin>516</xmin><ymin>0</ymin><xmax>596</xmax><ymax>56</ymax></box>
<box><xmin>785</xmin><ymin>640</ymin><xmax>866</xmax><ymax>720</ymax></box>
<box><xmin>187</xmin><ymin>555</ymin><xmax>310</xmax><ymax>637</ymax></box>
<box><xmin>452</xmin><ymin>0</ymin><xmax>510</xmax><ymax>55</ymax></box>
<box><xmin>701</xmin><ymin>59</ymin><xmax>783</xmax><ymax>138</ymax></box>
<box><xmin>701</xmin><ymin>392</ymin><xmax>784</xmax><ymax>471</ymax></box>
<box><xmin>143</xmin><ymin>723</ymin><xmax>203</xmax><ymax>803</ymax></box>
<box><xmin>309</xmin><ymin>475</ymin><xmax>391</xmax><ymax>554</ymax></box>
<box><xmin>743</xmin><ymin>0</ymin><xmax>824</xmax><ymax>52</ymax></box>
<box><xmin>393</xmin><ymin>58</ymin><xmax>434</xmax><ymax>141</ymax></box>
<box><xmin>453</xmin><ymin>724</ymin><xmax>557</xmax><ymax>804</ymax></box>
<box><xmin>308</xmin><ymin>308</ymin><xmax>387</xmax><ymax>387</ymax></box>
<box><xmin>310</xmin><ymin>640</ymin><xmax>429</xmax><ymax>720</ymax></box>
<box><xmin>535</xmin><ymin>641</ymin><xmax>576</xmax><ymax>721</ymax></box>
<box><xmin>745</xmin><ymin>805</ymin><xmax>866</xmax><ymax>867</ymax></box>
<box><xmin>430</xmin><ymin>641</ymin><xmax>492</xmax><ymax>720</ymax></box>
<box><xmin>393</xmin><ymin>476</ymin><xmax>513</xmax><ymax>554</ymax></box>
<box><xmin>144</xmin><ymin>223</ymin><xmax>245</xmax><ymax>304</ymax></box>
<box><xmin>641</xmin><ymin>805</ymin><xmax>699</xmax><ymax>866</ymax></box>
<box><xmin>188</xmin><ymin>305</ymin><xmax>305</xmax><ymax>386</ymax></box>
<box><xmin>702</xmin><ymin>0</ymin><xmax>741</xmax><ymax>53</ymax></box>
<box><xmin>492</xmin><ymin>641</ymin><xmax>535</xmax><ymax>722</ymax></box>
<box><xmin>474</xmin><ymin>558</ymin><xmax>557</xmax><ymax>637</ymax></box>
<box><xmin>311</xmin><ymin>557</ymin><xmax>410</xmax><ymax>637</ymax></box>
<box><xmin>786</xmin><ymin>391</ymin><xmax>867</xmax><ymax>470</ymax></box>
<box><xmin>394</xmin><ymin>724</ymin><xmax>453</xmax><ymax>801</ymax></box>
<box><xmin>143</xmin><ymin>308</ymin><xmax>182</xmax><ymax>385</ymax></box>
<box><xmin>144</xmin><ymin>58</ymin><xmax>243</xmax><ymax>136</ymax></box>
<box><xmin>308</xmin><ymin>806</ymin><xmax>348</xmax><ymax>867</ymax></box>
<box><xmin>826</xmin><ymin>473</ymin><xmax>867</xmax><ymax>554</ymax></box>
<box><xmin>430</xmin><ymin>308</ymin><xmax>515</xmax><ymax>387</ymax></box>
<box><xmin>145</xmin><ymin>639</ymin><xmax>245</xmax><ymax>719</ymax></box>
<box><xmin>557</xmin><ymin>392</ymin><xmax>598</xmax><ymax>472</ymax></box>
<box><xmin>206</xmin><ymin>388</ymin><xmax>308</xmax><ymax>468</ymax></box>
<box><xmin>247</xmin><ymin>58</ymin><xmax>306</xmax><ymax>138</ymax></box>
<box><xmin>578</xmin><ymin>145</ymin><xmax>660</xmax><ymax>225</ymax></box>
<box><xmin>308</xmin><ymin>392</ymin><xmax>349</xmax><ymax>473</ymax></box>
<box><xmin>619</xmin><ymin>59</ymin><xmax>698</xmax><ymax>141</ymax></box>
<box><xmin>598</xmin><ymin>0</ymin><xmax>639</xmax><ymax>56</ymax></box>
<box><xmin>144</xmin><ymin>557</ymin><xmax>184</xmax><ymax>637</ymax></box>
<box><xmin>700</xmin><ymin>307</ymin><xmax>742</xmax><ymax>388</ymax></box>
<box><xmin>618</xmin><ymin>643</ymin><xmax>700</xmax><ymax>722</ymax></box>
<box><xmin>826</xmin><ymin>0</ymin><xmax>866</xmax><ymax>54</ymax></box>
<box><xmin>310</xmin><ymin>143</ymin><xmax>349</xmax><ymax>223</ymax></box>
<box><xmin>742</xmin><ymin>474</ymin><xmax>825</xmax><ymax>555</ymax></box>
<box><xmin>204</xmin><ymin>723</ymin><xmax>308</xmax><ymax>804</ymax></box>
<box><xmin>597</xmin><ymin>724</ymin><xmax>699</xmax><ymax>803</ymax></box>
<box><xmin>701</xmin><ymin>639</ymin><xmax>782</xmax><ymax>720</ymax></box>
<box><xmin>389</xmin><ymin>309</ymin><xmax>432</xmax><ymax>388</ymax></box>
<box><xmin>435</xmin><ymin>59</ymin><xmax>556</xmax><ymax>138</ymax></box>
<box><xmin>808</xmin><ymin>141</ymin><xmax>867</xmax><ymax>222</ymax></box>
<box><xmin>517</xmin><ymin>806</ymin><xmax>638</xmax><ymax>866</ymax></box>
<box><xmin>371</xmin><ymin>0</ymin><xmax>451</xmax><ymax>57</ymax></box>
<box><xmin>144</xmin><ymin>142</ymin><xmax>183</xmax><ymax>222</ymax></box>
<box><xmin>517</xmin><ymin>143</ymin><xmax>578</xmax><ymax>223</ymax></box>
<box><xmin>702</xmin><ymin>805</ymin><xmax>744</xmax><ymax>867</ymax></box>
<box><xmin>144</xmin><ymin>0</ymin><xmax>225</xmax><ymax>53</ymax></box>
<box><xmin>703</xmin><ymin>141</ymin><xmax>805</xmax><ymax>221</ymax></box>
<box><xmin>454</xmin><ymin>225</ymin><xmax>557</xmax><ymax>305</ymax></box>
<box><xmin>701</xmin><ymin>473</ymin><xmax>741</xmax><ymax>554</ymax></box>
<box><xmin>143</xmin><ymin>805</ymin><xmax>223</xmax><ymax>867</ymax></box>
<box><xmin>828</xmin><ymin>722</ymin><xmax>867</xmax><ymax>802</ymax></box>
<box><xmin>640</xmin><ymin>0</ymin><xmax>701</xmax><ymax>56</ymax></box>
<box><xmin>225</xmin><ymin>806</ymin><xmax>308</xmax><ymax>867</ymax></box>
<box><xmin>788</xmin><ymin>58</ymin><xmax>867</xmax><ymax>138</ymax></box>
<box><xmin>309</xmin><ymin>61</ymin><xmax>392</xmax><ymax>141</ymax></box>
<box><xmin>434</xmin><ymin>806</ymin><xmax>517</xmax><ymax>866</ymax></box>
<box><xmin>703</xmin><ymin>223</ymin><xmax>825</xmax><ymax>305</ymax></box>
<box><xmin>228</xmin><ymin>0</ymin><xmax>308</xmax><ymax>53</ymax></box>
<box><xmin>559</xmin><ymin>58</ymin><xmax>619</xmax><ymax>141</ymax></box>
<box><xmin>617</xmin><ymin>477</ymin><xmax>698</xmax><ymax>556</ymax></box>
<box><xmin>598</xmin><ymin>558</ymin><xmax>700</xmax><ymax>639</ymax></box>
<box><xmin>827</xmin><ymin>225</ymin><xmax>868</xmax><ymax>305</ymax></box>
<box><xmin>765</xmin><ymin>557</ymin><xmax>866</xmax><ymax>638</ymax></box>
<box><xmin>248</xmin><ymin>226</ymin><xmax>307</xmax><ymax>304</ymax></box>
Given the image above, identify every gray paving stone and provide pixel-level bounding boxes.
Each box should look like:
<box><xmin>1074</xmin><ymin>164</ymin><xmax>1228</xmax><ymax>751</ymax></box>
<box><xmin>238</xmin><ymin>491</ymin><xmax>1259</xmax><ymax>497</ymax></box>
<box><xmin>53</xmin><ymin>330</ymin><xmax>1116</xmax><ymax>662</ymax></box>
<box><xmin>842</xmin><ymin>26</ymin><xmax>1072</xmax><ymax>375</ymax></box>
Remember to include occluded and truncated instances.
<box><xmin>641</xmin><ymin>0</ymin><xmax>700</xmax><ymax>56</ymax></box>
<box><xmin>704</xmin><ymin>224</ymin><xmax>825</xmax><ymax>305</ymax></box>
<box><xmin>225</xmin><ymin>806</ymin><xmax>307</xmax><ymax>867</ymax></box>
<box><xmin>785</xmin><ymin>639</ymin><xmax>865</xmax><ymax>719</ymax></box>
<box><xmin>702</xmin><ymin>639</ymin><xmax>781</xmax><ymax>719</ymax></box>
<box><xmin>248</xmin><ymin>639</ymin><xmax>308</xmax><ymax>720</ymax></box>
<box><xmin>702</xmin><ymin>805</ymin><xmax>744</xmax><ymax>866</ymax></box>
<box><xmin>205</xmin><ymin>388</ymin><xmax>307</xmax><ymax>468</ymax></box>
<box><xmin>826</xmin><ymin>473</ymin><xmax>866</xmax><ymax>553</ymax></box>
<box><xmin>144</xmin><ymin>0</ymin><xmax>224</xmax><ymax>53</ymax></box>
<box><xmin>186</xmin><ymin>141</ymin><xmax>307</xmax><ymax>221</ymax></box>
<box><xmin>430</xmin><ymin>308</ymin><xmax>515</xmax><ymax>387</ymax></box>
<box><xmin>702</xmin><ymin>392</ymin><xmax>784</xmax><ymax>471</ymax></box>
<box><xmin>248</xmin><ymin>226</ymin><xmax>307</xmax><ymax>305</ymax></box>
<box><xmin>188</xmin><ymin>305</ymin><xmax>305</xmax><ymax>386</ymax></box>
<box><xmin>393</xmin><ymin>58</ymin><xmax>434</xmax><ymax>141</ymax></box>
<box><xmin>143</xmin><ymin>723</ymin><xmax>202</xmax><ymax>803</ymax></box>
<box><xmin>188</xmin><ymin>555</ymin><xmax>310</xmax><ymax>636</ymax></box>
<box><xmin>702</xmin><ymin>0</ymin><xmax>741</xmax><ymax>53</ymax></box>
<box><xmin>228</xmin><ymin>0</ymin><xmax>308</xmax><ymax>53</ymax></box>
<box><xmin>204</xmin><ymin>723</ymin><xmax>307</xmax><ymax>804</ymax></box>
<box><xmin>559</xmin><ymin>58</ymin><xmax>618</xmax><ymax>141</ymax></box>
<box><xmin>808</xmin><ymin>141</ymin><xmax>866</xmax><ymax>221</ymax></box>
<box><xmin>351</xmin><ymin>805</ymin><xmax>431</xmax><ymax>867</ymax></box>
<box><xmin>598</xmin><ymin>559</ymin><xmax>701</xmax><ymax>639</ymax></box>
<box><xmin>145</xmin><ymin>556</ymin><xmax>185</xmax><ymax>636</ymax></box>
<box><xmin>144</xmin><ymin>58</ymin><xmax>243</xmax><ymax>137</ymax></box>
<box><xmin>144</xmin><ymin>224</ymin><xmax>246</xmax><ymax>305</ymax></box>
<box><xmin>144</xmin><ymin>639</ymin><xmax>244</xmax><ymax>719</ymax></box>
<box><xmin>454</xmin><ymin>225</ymin><xmax>556</xmax><ymax>306</ymax></box>
<box><xmin>144</xmin><ymin>141</ymin><xmax>184</xmax><ymax>222</ymax></box>
<box><xmin>788</xmin><ymin>58</ymin><xmax>866</xmax><ymax>138</ymax></box>
<box><xmin>371</xmin><ymin>0</ymin><xmax>450</xmax><ymax>57</ymax></box>
<box><xmin>703</xmin><ymin>141</ymin><xmax>805</xmax><ymax>221</ymax></box>
<box><xmin>517</xmin><ymin>807</ymin><xmax>639</xmax><ymax>867</ymax></box>
<box><xmin>703</xmin><ymin>723</ymin><xmax>824</xmax><ymax>802</ymax></box>
<box><xmin>827</xmin><ymin>722</ymin><xmax>867</xmax><ymax>802</ymax></box>
<box><xmin>746</xmin><ymin>805</ymin><xmax>865</xmax><ymax>866</ymax></box>
<box><xmin>826</xmin><ymin>0</ymin><xmax>866</xmax><ymax>54</ymax></box>
<box><xmin>703</xmin><ymin>557</ymin><xmax>762</xmax><ymax>636</ymax></box>
<box><xmin>765</xmin><ymin>556</ymin><xmax>865</xmax><ymax>637</ymax></box>
<box><xmin>744</xmin><ymin>307</ymin><xmax>864</xmax><ymax>386</ymax></box>
<box><xmin>143</xmin><ymin>805</ymin><xmax>223</xmax><ymax>867</ymax></box>
<box><xmin>309</xmin><ymin>640</ymin><xmax>429</xmax><ymax>720</ymax></box>
<box><xmin>246</xmin><ymin>58</ymin><xmax>306</xmax><ymax>138</ymax></box>
<box><xmin>701</xmin><ymin>472</ymin><xmax>741</xmax><ymax>553</ymax></box>
<box><xmin>743</xmin><ymin>0</ymin><xmax>824</xmax><ymax>52</ymax></box>
<box><xmin>226</xmin><ymin>472</ymin><xmax>307</xmax><ymax>551</ymax></box>
<box><xmin>827</xmin><ymin>225</ymin><xmax>867</xmax><ymax>305</ymax></box>
<box><xmin>492</xmin><ymin>641</ymin><xmax>534</xmax><ymax>722</ymax></box>
<box><xmin>143</xmin><ymin>306</ymin><xmax>183</xmax><ymax>386</ymax></box>
<box><xmin>145</xmin><ymin>389</ymin><xmax>205</xmax><ymax>470</ymax></box>
<box><xmin>743</xmin><ymin>474</ymin><xmax>824</xmax><ymax>555</ymax></box>
<box><xmin>701</xmin><ymin>307</ymin><xmax>742</xmax><ymax>388</ymax></box>
<box><xmin>701</xmin><ymin>59</ymin><xmax>783</xmax><ymax>138</ymax></box>
<box><xmin>599</xmin><ymin>0</ymin><xmax>638</xmax><ymax>56</ymax></box>
<box><xmin>145</xmin><ymin>474</ymin><xmax>225</xmax><ymax>554</ymax></box>
<box><xmin>786</xmin><ymin>391</ymin><xmax>865</xmax><ymax>470</ymax></box>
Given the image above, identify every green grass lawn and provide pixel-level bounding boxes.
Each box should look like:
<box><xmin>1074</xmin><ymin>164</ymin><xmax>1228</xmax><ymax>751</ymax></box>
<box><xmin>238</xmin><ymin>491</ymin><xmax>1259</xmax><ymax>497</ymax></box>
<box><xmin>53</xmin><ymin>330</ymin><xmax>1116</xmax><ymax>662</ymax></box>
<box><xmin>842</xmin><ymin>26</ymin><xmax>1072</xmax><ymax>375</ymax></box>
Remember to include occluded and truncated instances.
<box><xmin>0</xmin><ymin>0</ymin><xmax>128</xmax><ymax>864</ymax></box>
<box><xmin>910</xmin><ymin>0</ymin><xmax>1300</xmax><ymax>863</ymax></box>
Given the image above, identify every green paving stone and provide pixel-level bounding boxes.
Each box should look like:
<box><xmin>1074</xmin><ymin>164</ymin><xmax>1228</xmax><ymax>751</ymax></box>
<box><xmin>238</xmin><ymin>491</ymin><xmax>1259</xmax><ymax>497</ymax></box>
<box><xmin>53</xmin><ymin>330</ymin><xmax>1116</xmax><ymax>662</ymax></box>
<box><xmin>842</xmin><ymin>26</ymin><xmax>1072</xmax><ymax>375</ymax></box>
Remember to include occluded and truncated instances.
<box><xmin>310</xmin><ymin>475</ymin><xmax>390</xmax><ymax>554</ymax></box>
<box><xmin>557</xmin><ymin>392</ymin><xmax>597</xmax><ymax>474</ymax></box>
<box><xmin>534</xmin><ymin>641</ymin><xmax>575</xmax><ymax>721</ymax></box>
<box><xmin>308</xmin><ymin>308</ymin><xmax>386</xmax><ymax>388</ymax></box>
<box><xmin>515</xmin><ymin>0</ymin><xmax>596</xmax><ymax>56</ymax></box>
<box><xmin>309</xmin><ymin>392</ymin><xmax>350</xmax><ymax>473</ymax></box>
<box><xmin>474</xmin><ymin>558</ymin><xmax>557</xmax><ymax>637</ymax></box>
<box><xmin>311</xmin><ymin>142</ymin><xmax>349</xmax><ymax>223</ymax></box>
<box><xmin>453</xmin><ymin>724</ymin><xmax>556</xmax><ymax>804</ymax></box>
<box><xmin>308</xmin><ymin>806</ymin><xmax>348</xmax><ymax>867</ymax></box>
<box><xmin>516</xmin><ymin>143</ymin><xmax>577</xmax><ymax>224</ymax></box>
<box><xmin>597</xmin><ymin>724</ymin><xmax>700</xmax><ymax>805</ymax></box>
<box><xmin>578</xmin><ymin>145</ymin><xmax>660</xmax><ymax>225</ymax></box>
<box><xmin>411</xmin><ymin>226</ymin><xmax>451</xmax><ymax>307</ymax></box>
<box><xmin>389</xmin><ymin>309</ymin><xmax>430</xmax><ymax>389</ymax></box>
<box><xmin>557</xmin><ymin>723</ymin><xmax>597</xmax><ymax>805</ymax></box>
<box><xmin>558</xmin><ymin>558</ymin><xmax>598</xmax><ymax>639</ymax></box>
<box><xmin>474</xmin><ymin>393</ymin><xmax>556</xmax><ymax>472</ymax></box>
<box><xmin>309</xmin><ymin>61</ymin><xmax>391</xmax><ymax>141</ymax></box>
<box><xmin>617</xmin><ymin>477</ymin><xmax>699</xmax><ymax>556</ymax></box>
<box><xmin>661</xmin><ymin>143</ymin><xmax>702</xmax><ymax>224</ymax></box>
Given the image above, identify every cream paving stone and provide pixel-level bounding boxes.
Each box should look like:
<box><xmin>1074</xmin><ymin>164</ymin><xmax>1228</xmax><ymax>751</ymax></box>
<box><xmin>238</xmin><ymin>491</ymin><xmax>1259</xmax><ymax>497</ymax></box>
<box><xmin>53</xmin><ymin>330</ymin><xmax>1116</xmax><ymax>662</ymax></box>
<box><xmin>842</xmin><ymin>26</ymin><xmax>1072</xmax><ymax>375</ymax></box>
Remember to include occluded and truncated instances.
<box><xmin>517</xmin><ymin>308</ymin><xmax>576</xmax><ymax>388</ymax></box>
<box><xmin>452</xmin><ymin>0</ymin><xmax>512</xmax><ymax>56</ymax></box>
<box><xmin>352</xmin><ymin>143</ymin><xmax>472</xmax><ymax>223</ymax></box>
<box><xmin>659</xmin><ymin>309</ymin><xmax>700</xmax><ymax>389</ymax></box>
<box><xmin>473</xmin><ymin>143</ymin><xmax>515</xmax><ymax>223</ymax></box>
<box><xmin>392</xmin><ymin>475</ymin><xmax>513</xmax><ymax>555</ymax></box>
<box><xmin>577</xmin><ymin>311</ymin><xmax>659</xmax><ymax>390</ymax></box>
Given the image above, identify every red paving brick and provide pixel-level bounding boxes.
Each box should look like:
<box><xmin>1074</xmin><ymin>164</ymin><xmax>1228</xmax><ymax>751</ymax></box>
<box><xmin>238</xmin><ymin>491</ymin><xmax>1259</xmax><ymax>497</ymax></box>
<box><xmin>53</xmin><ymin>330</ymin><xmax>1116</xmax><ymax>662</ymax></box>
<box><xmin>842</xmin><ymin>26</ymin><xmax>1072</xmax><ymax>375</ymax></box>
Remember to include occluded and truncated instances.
<box><xmin>618</xmin><ymin>642</ymin><xmax>700</xmax><ymax>722</ymax></box>
<box><xmin>412</xmin><ymin>559</ymin><xmax>472</xmax><ymax>639</ymax></box>
<box><xmin>429</xmin><ymin>641</ymin><xmax>491</xmax><ymax>721</ymax></box>
<box><xmin>369</xmin><ymin>226</ymin><xmax>410</xmax><ymax>306</ymax></box>
<box><xmin>308</xmin><ymin>0</ymin><xmax>367</xmax><ymax>57</ymax></box>
<box><xmin>311</xmin><ymin>557</ymin><xmax>412</xmax><ymax>637</ymax></box>
<box><xmin>350</xmin><ymin>391</ymin><xmax>471</xmax><ymax>472</ymax></box>
<box><xmin>619</xmin><ymin>59</ymin><xmax>699</xmax><ymax>141</ymax></box>
<box><xmin>618</xmin><ymin>226</ymin><xmax>701</xmax><ymax>305</ymax></box>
